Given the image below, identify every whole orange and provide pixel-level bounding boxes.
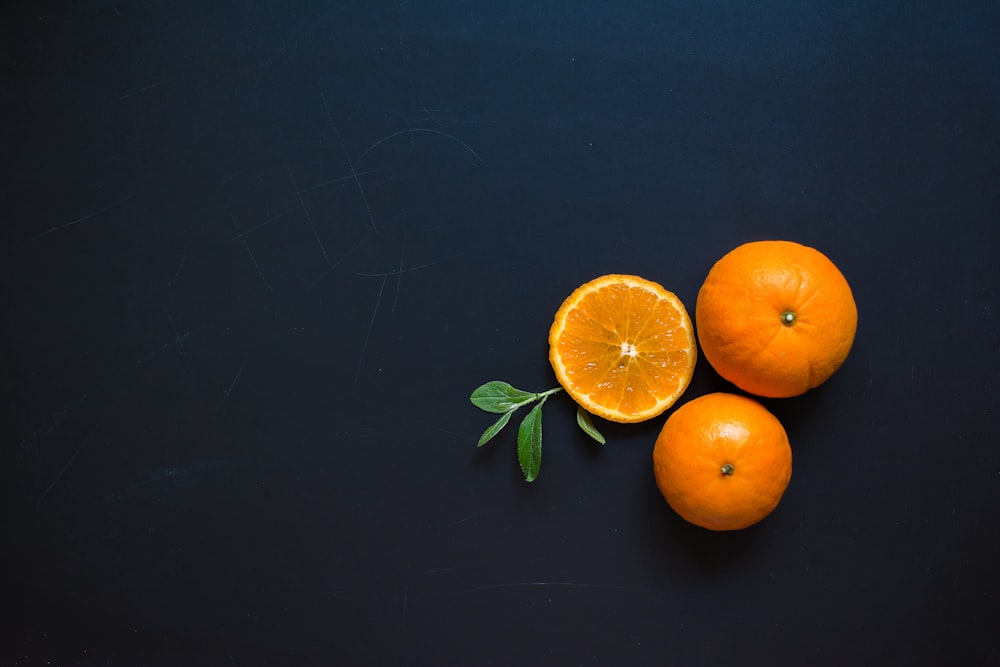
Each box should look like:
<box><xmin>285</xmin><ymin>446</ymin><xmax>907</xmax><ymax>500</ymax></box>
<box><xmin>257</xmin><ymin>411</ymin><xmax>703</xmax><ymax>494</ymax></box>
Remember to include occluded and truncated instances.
<box><xmin>695</xmin><ymin>240</ymin><xmax>857</xmax><ymax>398</ymax></box>
<box><xmin>652</xmin><ymin>392</ymin><xmax>792</xmax><ymax>531</ymax></box>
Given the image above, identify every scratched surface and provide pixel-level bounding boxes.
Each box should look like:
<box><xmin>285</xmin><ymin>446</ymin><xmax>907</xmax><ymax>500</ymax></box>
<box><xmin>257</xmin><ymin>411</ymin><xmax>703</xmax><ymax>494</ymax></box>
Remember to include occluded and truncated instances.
<box><xmin>2</xmin><ymin>1</ymin><xmax>998</xmax><ymax>664</ymax></box>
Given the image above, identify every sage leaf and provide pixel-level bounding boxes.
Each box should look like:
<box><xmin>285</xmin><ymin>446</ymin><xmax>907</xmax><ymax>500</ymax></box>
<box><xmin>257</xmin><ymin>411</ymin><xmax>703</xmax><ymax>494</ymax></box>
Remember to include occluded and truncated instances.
<box><xmin>576</xmin><ymin>406</ymin><xmax>606</xmax><ymax>445</ymax></box>
<box><xmin>470</xmin><ymin>381</ymin><xmax>538</xmax><ymax>414</ymax></box>
<box><xmin>517</xmin><ymin>401</ymin><xmax>544</xmax><ymax>482</ymax></box>
<box><xmin>477</xmin><ymin>411</ymin><xmax>512</xmax><ymax>447</ymax></box>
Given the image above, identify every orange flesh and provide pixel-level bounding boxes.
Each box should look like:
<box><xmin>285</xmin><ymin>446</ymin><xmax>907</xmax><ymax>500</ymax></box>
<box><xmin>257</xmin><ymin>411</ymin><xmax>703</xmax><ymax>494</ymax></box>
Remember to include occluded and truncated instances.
<box><xmin>550</xmin><ymin>275</ymin><xmax>696</xmax><ymax>423</ymax></box>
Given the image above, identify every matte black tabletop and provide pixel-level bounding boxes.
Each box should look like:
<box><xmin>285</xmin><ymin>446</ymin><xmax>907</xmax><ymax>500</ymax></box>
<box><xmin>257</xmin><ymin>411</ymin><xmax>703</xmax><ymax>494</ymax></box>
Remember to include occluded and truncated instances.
<box><xmin>3</xmin><ymin>2</ymin><xmax>998</xmax><ymax>664</ymax></box>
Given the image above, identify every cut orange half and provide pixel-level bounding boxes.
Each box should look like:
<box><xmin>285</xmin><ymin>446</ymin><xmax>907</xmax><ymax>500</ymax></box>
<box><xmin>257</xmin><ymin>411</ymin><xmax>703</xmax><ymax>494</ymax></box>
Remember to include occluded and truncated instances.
<box><xmin>548</xmin><ymin>274</ymin><xmax>697</xmax><ymax>423</ymax></box>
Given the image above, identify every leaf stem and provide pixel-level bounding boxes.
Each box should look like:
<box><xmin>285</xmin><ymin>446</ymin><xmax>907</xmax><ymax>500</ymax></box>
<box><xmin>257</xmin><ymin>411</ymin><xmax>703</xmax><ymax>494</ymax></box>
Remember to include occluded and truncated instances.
<box><xmin>471</xmin><ymin>382</ymin><xmax>596</xmax><ymax>482</ymax></box>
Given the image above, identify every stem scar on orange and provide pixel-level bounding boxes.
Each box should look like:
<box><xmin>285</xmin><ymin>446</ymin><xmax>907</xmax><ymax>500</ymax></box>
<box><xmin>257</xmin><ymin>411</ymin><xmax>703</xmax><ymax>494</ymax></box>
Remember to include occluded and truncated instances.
<box><xmin>548</xmin><ymin>274</ymin><xmax>697</xmax><ymax>423</ymax></box>
<box><xmin>653</xmin><ymin>392</ymin><xmax>792</xmax><ymax>531</ymax></box>
<box><xmin>695</xmin><ymin>240</ymin><xmax>858</xmax><ymax>398</ymax></box>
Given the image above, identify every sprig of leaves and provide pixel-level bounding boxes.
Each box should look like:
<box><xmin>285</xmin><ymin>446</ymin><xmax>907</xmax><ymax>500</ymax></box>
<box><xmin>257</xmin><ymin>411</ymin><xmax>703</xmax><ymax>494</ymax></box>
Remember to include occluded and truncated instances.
<box><xmin>470</xmin><ymin>380</ymin><xmax>605</xmax><ymax>482</ymax></box>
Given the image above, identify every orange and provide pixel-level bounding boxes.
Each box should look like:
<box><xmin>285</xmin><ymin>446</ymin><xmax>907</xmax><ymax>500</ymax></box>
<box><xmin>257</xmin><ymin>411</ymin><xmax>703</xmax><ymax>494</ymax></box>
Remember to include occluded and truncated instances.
<box><xmin>548</xmin><ymin>274</ymin><xmax>697</xmax><ymax>423</ymax></box>
<box><xmin>695</xmin><ymin>240</ymin><xmax>857</xmax><ymax>398</ymax></box>
<box><xmin>653</xmin><ymin>392</ymin><xmax>792</xmax><ymax>531</ymax></box>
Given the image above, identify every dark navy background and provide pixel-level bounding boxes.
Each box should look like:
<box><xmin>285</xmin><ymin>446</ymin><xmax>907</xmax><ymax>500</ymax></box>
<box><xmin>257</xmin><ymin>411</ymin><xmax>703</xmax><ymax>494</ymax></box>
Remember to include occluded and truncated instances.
<box><xmin>2</xmin><ymin>1</ymin><xmax>998</xmax><ymax>664</ymax></box>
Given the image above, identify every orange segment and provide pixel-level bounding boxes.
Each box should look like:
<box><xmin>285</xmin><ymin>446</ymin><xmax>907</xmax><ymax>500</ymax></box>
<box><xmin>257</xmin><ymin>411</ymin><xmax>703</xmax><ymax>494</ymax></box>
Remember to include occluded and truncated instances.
<box><xmin>548</xmin><ymin>274</ymin><xmax>697</xmax><ymax>423</ymax></box>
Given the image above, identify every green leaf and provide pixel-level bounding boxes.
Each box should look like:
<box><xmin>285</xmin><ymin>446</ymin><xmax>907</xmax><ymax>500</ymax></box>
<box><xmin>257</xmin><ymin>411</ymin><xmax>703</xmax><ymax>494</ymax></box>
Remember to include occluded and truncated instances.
<box><xmin>576</xmin><ymin>406</ymin><xmax>606</xmax><ymax>445</ymax></box>
<box><xmin>470</xmin><ymin>381</ymin><xmax>538</xmax><ymax>414</ymax></box>
<box><xmin>517</xmin><ymin>402</ymin><xmax>544</xmax><ymax>482</ymax></box>
<box><xmin>477</xmin><ymin>411</ymin><xmax>512</xmax><ymax>447</ymax></box>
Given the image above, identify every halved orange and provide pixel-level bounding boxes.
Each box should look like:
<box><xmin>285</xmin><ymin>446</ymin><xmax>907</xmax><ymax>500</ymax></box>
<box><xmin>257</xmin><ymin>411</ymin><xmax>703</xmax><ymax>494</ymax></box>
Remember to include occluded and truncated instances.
<box><xmin>548</xmin><ymin>274</ymin><xmax>697</xmax><ymax>423</ymax></box>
